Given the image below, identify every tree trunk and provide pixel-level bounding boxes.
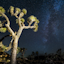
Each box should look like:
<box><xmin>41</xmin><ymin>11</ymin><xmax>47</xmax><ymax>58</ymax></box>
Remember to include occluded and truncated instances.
<box><xmin>22</xmin><ymin>53</ymin><xmax>24</xmax><ymax>59</ymax></box>
<box><xmin>11</xmin><ymin>36</ymin><xmax>18</xmax><ymax>64</ymax></box>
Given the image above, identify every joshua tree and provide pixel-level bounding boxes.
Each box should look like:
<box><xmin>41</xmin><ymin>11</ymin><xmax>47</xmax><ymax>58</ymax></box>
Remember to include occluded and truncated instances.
<box><xmin>32</xmin><ymin>51</ymin><xmax>35</xmax><ymax>56</ymax></box>
<box><xmin>0</xmin><ymin>6</ymin><xmax>39</xmax><ymax>64</ymax></box>
<box><xmin>56</xmin><ymin>48</ymin><xmax>62</xmax><ymax>55</ymax></box>
<box><xmin>31</xmin><ymin>51</ymin><xmax>35</xmax><ymax>60</ymax></box>
<box><xmin>36</xmin><ymin>51</ymin><xmax>38</xmax><ymax>56</ymax></box>
<box><xmin>20</xmin><ymin>48</ymin><xmax>27</xmax><ymax>59</ymax></box>
<box><xmin>36</xmin><ymin>51</ymin><xmax>39</xmax><ymax>60</ymax></box>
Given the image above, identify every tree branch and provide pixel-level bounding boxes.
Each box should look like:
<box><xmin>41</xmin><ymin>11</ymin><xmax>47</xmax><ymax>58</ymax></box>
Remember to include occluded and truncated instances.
<box><xmin>0</xmin><ymin>11</ymin><xmax>10</xmax><ymax>25</ymax></box>
<box><xmin>23</xmin><ymin>25</ymin><xmax>35</xmax><ymax>29</ymax></box>
<box><xmin>0</xmin><ymin>35</ymin><xmax>10</xmax><ymax>42</ymax></box>
<box><xmin>13</xmin><ymin>14</ymin><xmax>18</xmax><ymax>18</ymax></box>
<box><xmin>28</xmin><ymin>21</ymin><xmax>34</xmax><ymax>26</ymax></box>
<box><xmin>5</xmin><ymin>24</ymin><xmax>15</xmax><ymax>38</ymax></box>
<box><xmin>0</xmin><ymin>11</ymin><xmax>15</xmax><ymax>38</ymax></box>
<box><xmin>5</xmin><ymin>38</ymin><xmax>14</xmax><ymax>51</ymax></box>
<box><xmin>18</xmin><ymin>17</ymin><xmax>21</xmax><ymax>27</ymax></box>
<box><xmin>17</xmin><ymin>25</ymin><xmax>35</xmax><ymax>39</ymax></box>
<box><xmin>17</xmin><ymin>27</ymin><xmax>23</xmax><ymax>39</ymax></box>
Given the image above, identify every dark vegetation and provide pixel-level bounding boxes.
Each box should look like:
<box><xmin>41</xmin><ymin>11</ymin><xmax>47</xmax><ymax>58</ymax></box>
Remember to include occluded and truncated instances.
<box><xmin>0</xmin><ymin>48</ymin><xmax>64</xmax><ymax>64</ymax></box>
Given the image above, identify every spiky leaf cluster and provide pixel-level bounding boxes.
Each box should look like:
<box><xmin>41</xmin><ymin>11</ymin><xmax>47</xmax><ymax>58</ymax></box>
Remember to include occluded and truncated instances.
<box><xmin>33</xmin><ymin>24</ymin><xmax>38</xmax><ymax>32</ymax></box>
<box><xmin>0</xmin><ymin>21</ymin><xmax>2</xmax><ymax>27</ymax></box>
<box><xmin>6</xmin><ymin>59</ymin><xmax>10</xmax><ymax>63</ymax></box>
<box><xmin>15</xmin><ymin>8</ymin><xmax>21</xmax><ymax>13</ymax></box>
<box><xmin>21</xmin><ymin>18</ymin><xmax>25</xmax><ymax>23</ymax></box>
<box><xmin>8</xmin><ymin>6</ymin><xmax>21</xmax><ymax>16</ymax></box>
<box><xmin>16</xmin><ymin>18</ymin><xmax>25</xmax><ymax>24</ymax></box>
<box><xmin>8</xmin><ymin>6</ymin><xmax>27</xmax><ymax>17</ymax></box>
<box><xmin>16</xmin><ymin>19</ymin><xmax>19</xmax><ymax>24</ymax></box>
<box><xmin>0</xmin><ymin>27</ymin><xmax>7</xmax><ymax>33</ymax></box>
<box><xmin>27</xmin><ymin>15</ymin><xmax>39</xmax><ymax>32</ymax></box>
<box><xmin>2</xmin><ymin>45</ymin><xmax>7</xmax><ymax>51</ymax></box>
<box><xmin>27</xmin><ymin>15</ymin><xmax>37</xmax><ymax>22</ymax></box>
<box><xmin>19</xmin><ymin>9</ymin><xmax>27</xmax><ymax>18</ymax></box>
<box><xmin>27</xmin><ymin>15</ymin><xmax>39</xmax><ymax>23</ymax></box>
<box><xmin>0</xmin><ymin>6</ymin><xmax>5</xmax><ymax>16</ymax></box>
<box><xmin>15</xmin><ymin>8</ymin><xmax>21</xmax><ymax>15</ymax></box>
<box><xmin>22</xmin><ymin>9</ymin><xmax>27</xmax><ymax>15</ymax></box>
<box><xmin>17</xmin><ymin>47</ymin><xmax>20</xmax><ymax>54</ymax></box>
<box><xmin>8</xmin><ymin>6</ymin><xmax>14</xmax><ymax>15</ymax></box>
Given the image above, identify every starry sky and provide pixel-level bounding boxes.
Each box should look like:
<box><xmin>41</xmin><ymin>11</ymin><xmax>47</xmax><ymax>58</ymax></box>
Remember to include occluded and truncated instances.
<box><xmin>0</xmin><ymin>0</ymin><xmax>64</xmax><ymax>57</ymax></box>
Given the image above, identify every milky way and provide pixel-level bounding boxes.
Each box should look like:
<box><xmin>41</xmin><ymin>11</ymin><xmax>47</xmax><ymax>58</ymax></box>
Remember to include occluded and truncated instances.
<box><xmin>40</xmin><ymin>0</ymin><xmax>64</xmax><ymax>53</ymax></box>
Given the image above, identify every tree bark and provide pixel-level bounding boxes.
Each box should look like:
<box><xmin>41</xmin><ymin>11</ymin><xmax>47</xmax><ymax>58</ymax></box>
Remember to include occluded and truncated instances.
<box><xmin>11</xmin><ymin>36</ymin><xmax>18</xmax><ymax>64</ymax></box>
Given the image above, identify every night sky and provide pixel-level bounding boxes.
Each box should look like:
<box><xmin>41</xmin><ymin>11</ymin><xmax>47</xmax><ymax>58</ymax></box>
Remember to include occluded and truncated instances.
<box><xmin>0</xmin><ymin>0</ymin><xmax>64</xmax><ymax>57</ymax></box>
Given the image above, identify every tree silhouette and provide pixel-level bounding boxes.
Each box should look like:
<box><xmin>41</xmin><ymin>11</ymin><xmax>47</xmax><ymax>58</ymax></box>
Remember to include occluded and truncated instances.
<box><xmin>36</xmin><ymin>51</ymin><xmax>38</xmax><ymax>56</ymax></box>
<box><xmin>32</xmin><ymin>51</ymin><xmax>35</xmax><ymax>56</ymax></box>
<box><xmin>56</xmin><ymin>48</ymin><xmax>62</xmax><ymax>55</ymax></box>
<box><xmin>20</xmin><ymin>48</ymin><xmax>27</xmax><ymax>59</ymax></box>
<box><xmin>31</xmin><ymin>51</ymin><xmax>35</xmax><ymax>60</ymax></box>
<box><xmin>36</xmin><ymin>51</ymin><xmax>39</xmax><ymax>60</ymax></box>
